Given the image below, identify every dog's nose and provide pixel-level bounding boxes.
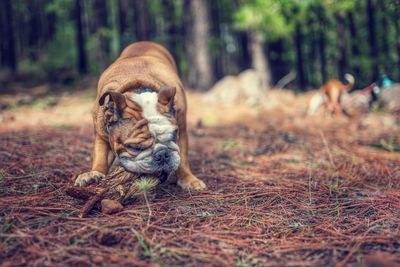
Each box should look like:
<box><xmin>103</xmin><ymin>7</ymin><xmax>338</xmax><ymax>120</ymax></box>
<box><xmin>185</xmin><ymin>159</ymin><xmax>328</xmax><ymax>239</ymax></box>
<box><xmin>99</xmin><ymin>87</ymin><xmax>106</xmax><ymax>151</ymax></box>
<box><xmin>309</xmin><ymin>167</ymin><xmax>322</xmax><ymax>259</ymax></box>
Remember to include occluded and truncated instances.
<box><xmin>154</xmin><ymin>148</ymin><xmax>169</xmax><ymax>164</ymax></box>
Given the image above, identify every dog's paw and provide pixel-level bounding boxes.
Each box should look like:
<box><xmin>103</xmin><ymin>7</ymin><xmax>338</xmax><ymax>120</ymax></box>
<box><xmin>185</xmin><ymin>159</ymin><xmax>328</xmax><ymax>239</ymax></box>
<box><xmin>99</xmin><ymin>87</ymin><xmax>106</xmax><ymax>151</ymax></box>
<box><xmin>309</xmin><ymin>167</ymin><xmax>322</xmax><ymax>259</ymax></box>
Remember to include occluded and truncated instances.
<box><xmin>75</xmin><ymin>171</ymin><xmax>105</xmax><ymax>187</ymax></box>
<box><xmin>177</xmin><ymin>175</ymin><xmax>206</xmax><ymax>191</ymax></box>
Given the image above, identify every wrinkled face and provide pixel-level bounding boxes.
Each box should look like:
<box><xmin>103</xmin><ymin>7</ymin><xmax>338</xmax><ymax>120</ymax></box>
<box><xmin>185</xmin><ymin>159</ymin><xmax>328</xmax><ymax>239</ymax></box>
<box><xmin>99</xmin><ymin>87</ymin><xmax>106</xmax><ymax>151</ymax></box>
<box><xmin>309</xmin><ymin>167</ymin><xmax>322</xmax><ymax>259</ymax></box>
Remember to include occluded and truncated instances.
<box><xmin>100</xmin><ymin>87</ymin><xmax>180</xmax><ymax>182</ymax></box>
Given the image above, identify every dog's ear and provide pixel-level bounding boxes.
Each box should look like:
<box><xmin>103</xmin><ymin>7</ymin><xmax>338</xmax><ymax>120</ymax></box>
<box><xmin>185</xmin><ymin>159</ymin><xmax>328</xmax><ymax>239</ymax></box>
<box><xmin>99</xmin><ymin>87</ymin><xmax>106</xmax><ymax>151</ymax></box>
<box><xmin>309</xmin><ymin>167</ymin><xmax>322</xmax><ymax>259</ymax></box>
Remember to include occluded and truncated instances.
<box><xmin>158</xmin><ymin>85</ymin><xmax>176</xmax><ymax>106</ymax></box>
<box><xmin>99</xmin><ymin>91</ymin><xmax>127</xmax><ymax>110</ymax></box>
<box><xmin>99</xmin><ymin>91</ymin><xmax>127</xmax><ymax>126</ymax></box>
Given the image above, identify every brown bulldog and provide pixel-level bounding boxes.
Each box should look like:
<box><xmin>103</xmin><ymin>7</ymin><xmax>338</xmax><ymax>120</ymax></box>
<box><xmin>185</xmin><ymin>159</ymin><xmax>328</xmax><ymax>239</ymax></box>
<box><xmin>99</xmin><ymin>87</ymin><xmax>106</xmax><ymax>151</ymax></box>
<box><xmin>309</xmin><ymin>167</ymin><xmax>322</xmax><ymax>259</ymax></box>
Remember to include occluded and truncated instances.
<box><xmin>75</xmin><ymin>41</ymin><xmax>206</xmax><ymax>190</ymax></box>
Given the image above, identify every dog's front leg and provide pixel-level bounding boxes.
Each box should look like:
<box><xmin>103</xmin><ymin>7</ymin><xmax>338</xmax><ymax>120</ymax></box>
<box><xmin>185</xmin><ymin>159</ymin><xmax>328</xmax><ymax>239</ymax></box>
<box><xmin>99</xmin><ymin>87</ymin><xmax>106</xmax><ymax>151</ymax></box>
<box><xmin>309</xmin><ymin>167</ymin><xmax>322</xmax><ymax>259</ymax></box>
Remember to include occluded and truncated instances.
<box><xmin>175</xmin><ymin>111</ymin><xmax>206</xmax><ymax>190</ymax></box>
<box><xmin>75</xmin><ymin>135</ymin><xmax>114</xmax><ymax>187</ymax></box>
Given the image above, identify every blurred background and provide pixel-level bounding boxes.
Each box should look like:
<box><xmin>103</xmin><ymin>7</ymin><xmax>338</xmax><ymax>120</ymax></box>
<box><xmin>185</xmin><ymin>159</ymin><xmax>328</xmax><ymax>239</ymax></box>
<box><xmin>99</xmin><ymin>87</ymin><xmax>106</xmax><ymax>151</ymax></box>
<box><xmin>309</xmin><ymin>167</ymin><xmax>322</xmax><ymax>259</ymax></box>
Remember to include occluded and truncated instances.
<box><xmin>1</xmin><ymin>0</ymin><xmax>399</xmax><ymax>92</ymax></box>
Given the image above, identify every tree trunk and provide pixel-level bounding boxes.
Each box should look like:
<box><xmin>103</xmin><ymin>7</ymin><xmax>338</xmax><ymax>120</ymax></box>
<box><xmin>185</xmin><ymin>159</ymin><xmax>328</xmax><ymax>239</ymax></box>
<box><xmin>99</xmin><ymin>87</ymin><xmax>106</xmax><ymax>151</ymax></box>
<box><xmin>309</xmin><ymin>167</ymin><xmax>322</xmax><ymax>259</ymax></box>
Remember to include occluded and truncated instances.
<box><xmin>133</xmin><ymin>0</ymin><xmax>150</xmax><ymax>40</ymax></box>
<box><xmin>182</xmin><ymin>0</ymin><xmax>192</xmax><ymax>80</ymax></box>
<box><xmin>318</xmin><ymin>14</ymin><xmax>327</xmax><ymax>83</ymax></box>
<box><xmin>186</xmin><ymin>0</ymin><xmax>214</xmax><ymax>91</ymax></box>
<box><xmin>248</xmin><ymin>31</ymin><xmax>270</xmax><ymax>90</ymax></box>
<box><xmin>295</xmin><ymin>22</ymin><xmax>306</xmax><ymax>89</ymax></box>
<box><xmin>43</xmin><ymin>1</ymin><xmax>57</xmax><ymax>43</ymax></box>
<box><xmin>93</xmin><ymin>0</ymin><xmax>110</xmax><ymax>72</ymax></box>
<box><xmin>268</xmin><ymin>38</ymin><xmax>287</xmax><ymax>86</ymax></box>
<box><xmin>27</xmin><ymin>1</ymin><xmax>39</xmax><ymax>62</ymax></box>
<box><xmin>117</xmin><ymin>0</ymin><xmax>128</xmax><ymax>52</ymax></box>
<box><xmin>0</xmin><ymin>2</ymin><xmax>4</xmax><ymax>66</ymax></box>
<box><xmin>348</xmin><ymin>11</ymin><xmax>361</xmax><ymax>78</ymax></box>
<box><xmin>395</xmin><ymin>1</ymin><xmax>400</xmax><ymax>80</ymax></box>
<box><xmin>367</xmin><ymin>0</ymin><xmax>379</xmax><ymax>80</ymax></box>
<box><xmin>233</xmin><ymin>0</ymin><xmax>251</xmax><ymax>72</ymax></box>
<box><xmin>161</xmin><ymin>0</ymin><xmax>178</xmax><ymax>61</ymax></box>
<box><xmin>238</xmin><ymin>31</ymin><xmax>251</xmax><ymax>70</ymax></box>
<box><xmin>306</xmin><ymin>15</ymin><xmax>319</xmax><ymax>87</ymax></box>
<box><xmin>75</xmin><ymin>0</ymin><xmax>88</xmax><ymax>74</ymax></box>
<box><xmin>378</xmin><ymin>0</ymin><xmax>390</xmax><ymax>72</ymax></box>
<box><xmin>336</xmin><ymin>14</ymin><xmax>347</xmax><ymax>78</ymax></box>
<box><xmin>1</xmin><ymin>0</ymin><xmax>17</xmax><ymax>72</ymax></box>
<box><xmin>169</xmin><ymin>0</ymin><xmax>186</xmax><ymax>76</ymax></box>
<box><xmin>209</xmin><ymin>0</ymin><xmax>223</xmax><ymax>80</ymax></box>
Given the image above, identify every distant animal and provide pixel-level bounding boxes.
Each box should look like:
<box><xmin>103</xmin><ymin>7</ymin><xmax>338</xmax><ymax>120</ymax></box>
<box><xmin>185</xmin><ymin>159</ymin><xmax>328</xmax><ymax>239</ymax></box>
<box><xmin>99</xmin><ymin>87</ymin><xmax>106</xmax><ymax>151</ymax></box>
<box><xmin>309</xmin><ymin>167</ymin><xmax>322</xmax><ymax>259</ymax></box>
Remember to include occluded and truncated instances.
<box><xmin>377</xmin><ymin>84</ymin><xmax>400</xmax><ymax>112</ymax></box>
<box><xmin>307</xmin><ymin>92</ymin><xmax>327</xmax><ymax>116</ymax></box>
<box><xmin>342</xmin><ymin>83</ymin><xmax>377</xmax><ymax>113</ymax></box>
<box><xmin>370</xmin><ymin>83</ymin><xmax>382</xmax><ymax>104</ymax></box>
<box><xmin>74</xmin><ymin>41</ymin><xmax>206</xmax><ymax>191</ymax></box>
<box><xmin>320</xmin><ymin>73</ymin><xmax>355</xmax><ymax>116</ymax></box>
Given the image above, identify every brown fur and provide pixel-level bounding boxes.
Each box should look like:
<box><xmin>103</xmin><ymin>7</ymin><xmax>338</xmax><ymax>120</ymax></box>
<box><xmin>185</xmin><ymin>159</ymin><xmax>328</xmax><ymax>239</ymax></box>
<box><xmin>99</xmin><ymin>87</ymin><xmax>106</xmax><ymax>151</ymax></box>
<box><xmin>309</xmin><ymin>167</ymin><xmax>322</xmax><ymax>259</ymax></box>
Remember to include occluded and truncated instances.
<box><xmin>76</xmin><ymin>42</ymin><xmax>205</xmax><ymax>190</ymax></box>
<box><xmin>320</xmin><ymin>79</ymin><xmax>353</xmax><ymax>116</ymax></box>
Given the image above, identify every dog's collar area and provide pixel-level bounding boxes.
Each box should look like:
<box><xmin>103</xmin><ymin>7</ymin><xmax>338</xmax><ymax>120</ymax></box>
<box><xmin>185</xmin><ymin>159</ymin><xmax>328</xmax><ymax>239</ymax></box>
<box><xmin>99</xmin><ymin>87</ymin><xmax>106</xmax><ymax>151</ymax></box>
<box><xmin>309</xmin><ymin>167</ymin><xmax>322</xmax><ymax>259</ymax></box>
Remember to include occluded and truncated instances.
<box><xmin>134</xmin><ymin>88</ymin><xmax>156</xmax><ymax>94</ymax></box>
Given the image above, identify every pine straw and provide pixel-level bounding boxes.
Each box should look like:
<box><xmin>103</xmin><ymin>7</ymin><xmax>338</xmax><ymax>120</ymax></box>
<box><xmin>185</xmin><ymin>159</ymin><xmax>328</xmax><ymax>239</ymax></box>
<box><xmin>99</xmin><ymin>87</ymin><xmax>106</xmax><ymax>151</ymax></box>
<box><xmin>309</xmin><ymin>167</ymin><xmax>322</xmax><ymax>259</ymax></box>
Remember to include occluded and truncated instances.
<box><xmin>0</xmin><ymin>114</ymin><xmax>399</xmax><ymax>266</ymax></box>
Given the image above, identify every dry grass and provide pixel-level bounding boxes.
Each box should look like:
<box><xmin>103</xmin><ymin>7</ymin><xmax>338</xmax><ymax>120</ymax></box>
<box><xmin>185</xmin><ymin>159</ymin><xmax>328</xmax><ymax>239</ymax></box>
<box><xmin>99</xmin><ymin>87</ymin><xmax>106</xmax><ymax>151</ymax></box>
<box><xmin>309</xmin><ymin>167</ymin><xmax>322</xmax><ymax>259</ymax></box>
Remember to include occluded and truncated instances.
<box><xmin>0</xmin><ymin>90</ymin><xmax>399</xmax><ymax>266</ymax></box>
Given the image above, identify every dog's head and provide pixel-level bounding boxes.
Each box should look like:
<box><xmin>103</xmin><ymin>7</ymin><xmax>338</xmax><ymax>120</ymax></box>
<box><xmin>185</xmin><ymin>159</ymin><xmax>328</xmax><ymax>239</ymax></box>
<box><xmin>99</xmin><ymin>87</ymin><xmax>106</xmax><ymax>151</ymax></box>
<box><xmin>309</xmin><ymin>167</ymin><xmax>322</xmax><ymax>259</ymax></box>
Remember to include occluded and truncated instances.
<box><xmin>99</xmin><ymin>86</ymin><xmax>180</xmax><ymax>182</ymax></box>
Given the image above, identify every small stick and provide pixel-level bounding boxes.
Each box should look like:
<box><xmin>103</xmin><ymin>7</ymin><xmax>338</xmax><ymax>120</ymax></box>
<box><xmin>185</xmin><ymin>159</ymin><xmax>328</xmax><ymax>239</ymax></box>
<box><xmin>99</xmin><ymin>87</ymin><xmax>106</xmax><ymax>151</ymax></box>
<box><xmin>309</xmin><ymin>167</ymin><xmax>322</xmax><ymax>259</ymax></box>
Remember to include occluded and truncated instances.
<box><xmin>65</xmin><ymin>186</ymin><xmax>96</xmax><ymax>200</ymax></box>
<box><xmin>79</xmin><ymin>188</ymin><xmax>108</xmax><ymax>218</ymax></box>
<box><xmin>143</xmin><ymin>191</ymin><xmax>152</xmax><ymax>226</ymax></box>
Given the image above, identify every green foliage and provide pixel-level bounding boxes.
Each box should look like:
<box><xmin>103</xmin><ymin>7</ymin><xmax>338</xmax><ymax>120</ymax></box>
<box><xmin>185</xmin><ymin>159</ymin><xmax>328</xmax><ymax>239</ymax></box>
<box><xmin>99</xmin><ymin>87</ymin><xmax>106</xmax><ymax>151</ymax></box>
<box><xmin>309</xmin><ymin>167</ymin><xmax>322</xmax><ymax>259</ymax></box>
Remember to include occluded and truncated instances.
<box><xmin>134</xmin><ymin>178</ymin><xmax>158</xmax><ymax>193</ymax></box>
<box><xmin>234</xmin><ymin>0</ymin><xmax>290</xmax><ymax>40</ymax></box>
<box><xmin>281</xmin><ymin>0</ymin><xmax>313</xmax><ymax>18</ymax></box>
<box><xmin>45</xmin><ymin>0</ymin><xmax>72</xmax><ymax>17</ymax></box>
<box><xmin>40</xmin><ymin>1</ymin><xmax>76</xmax><ymax>71</ymax></box>
<box><xmin>222</xmin><ymin>139</ymin><xmax>241</xmax><ymax>152</ymax></box>
<box><xmin>32</xmin><ymin>96</ymin><xmax>58</xmax><ymax>110</ymax></box>
<box><xmin>44</xmin><ymin>26</ymin><xmax>76</xmax><ymax>70</ymax></box>
<box><xmin>134</xmin><ymin>231</ymin><xmax>155</xmax><ymax>259</ymax></box>
<box><xmin>322</xmin><ymin>0</ymin><xmax>355</xmax><ymax>14</ymax></box>
<box><xmin>369</xmin><ymin>134</ymin><xmax>400</xmax><ymax>152</ymax></box>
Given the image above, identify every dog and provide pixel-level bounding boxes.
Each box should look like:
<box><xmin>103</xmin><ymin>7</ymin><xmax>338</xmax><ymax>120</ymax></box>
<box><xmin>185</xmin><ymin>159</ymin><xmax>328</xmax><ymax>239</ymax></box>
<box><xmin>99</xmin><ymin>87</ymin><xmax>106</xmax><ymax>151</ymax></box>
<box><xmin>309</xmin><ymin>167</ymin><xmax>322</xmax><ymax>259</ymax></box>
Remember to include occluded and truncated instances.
<box><xmin>74</xmin><ymin>42</ymin><xmax>206</xmax><ymax>190</ymax></box>
<box><xmin>320</xmin><ymin>73</ymin><xmax>355</xmax><ymax>116</ymax></box>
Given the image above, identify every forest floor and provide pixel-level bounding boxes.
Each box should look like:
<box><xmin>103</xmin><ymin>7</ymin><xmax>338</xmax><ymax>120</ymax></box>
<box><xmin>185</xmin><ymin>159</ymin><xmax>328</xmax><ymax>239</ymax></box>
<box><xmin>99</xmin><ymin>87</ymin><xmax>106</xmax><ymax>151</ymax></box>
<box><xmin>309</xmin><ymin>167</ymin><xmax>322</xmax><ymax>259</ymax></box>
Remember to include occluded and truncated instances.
<box><xmin>0</xmin><ymin>86</ymin><xmax>399</xmax><ymax>266</ymax></box>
